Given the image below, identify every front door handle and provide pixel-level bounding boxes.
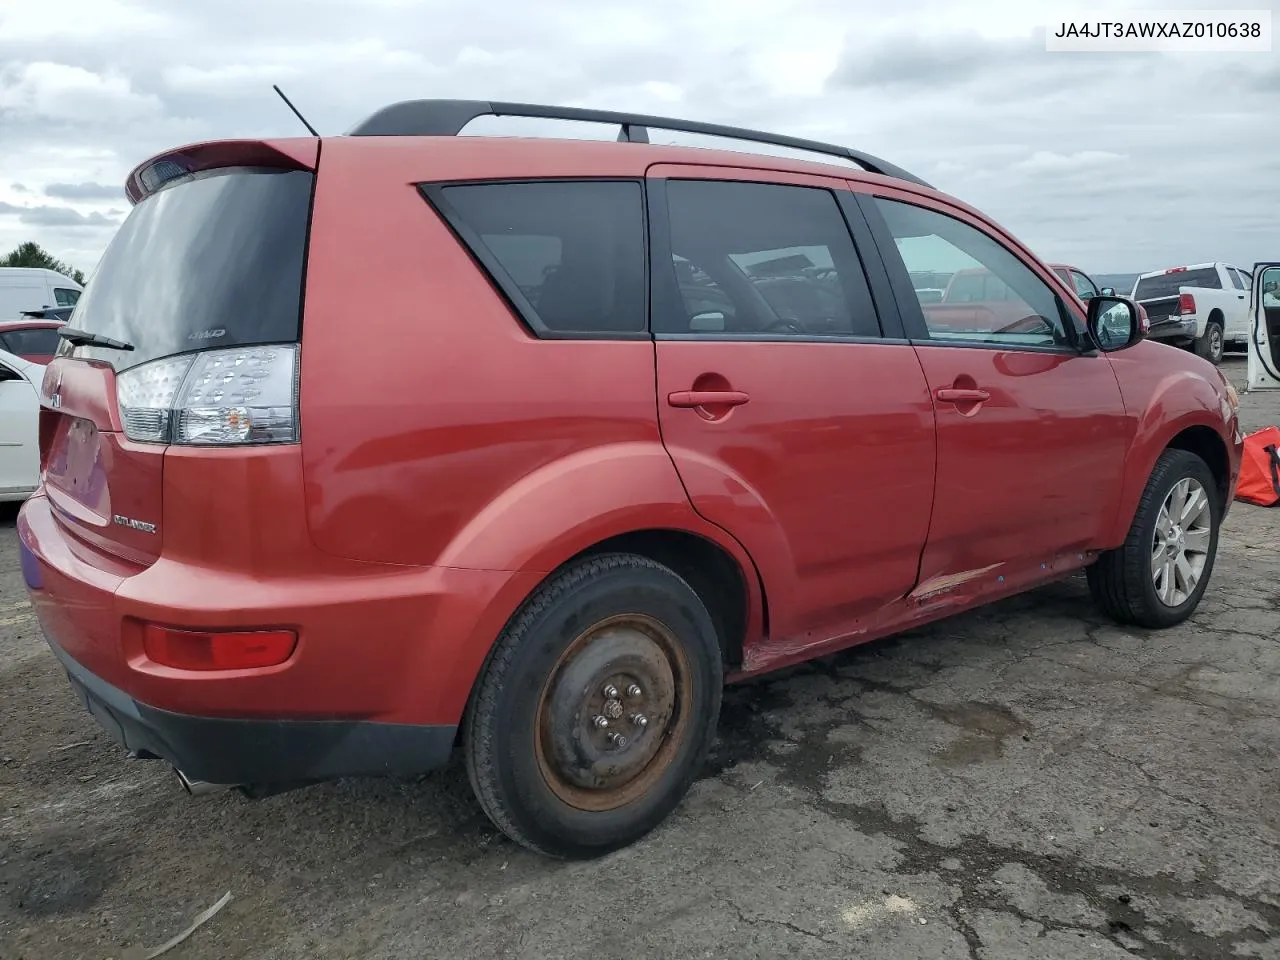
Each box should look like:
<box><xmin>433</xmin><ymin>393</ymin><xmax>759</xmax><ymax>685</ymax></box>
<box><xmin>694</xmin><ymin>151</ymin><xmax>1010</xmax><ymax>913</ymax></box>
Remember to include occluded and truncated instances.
<box><xmin>668</xmin><ymin>390</ymin><xmax>750</xmax><ymax>408</ymax></box>
<box><xmin>935</xmin><ymin>387</ymin><xmax>990</xmax><ymax>403</ymax></box>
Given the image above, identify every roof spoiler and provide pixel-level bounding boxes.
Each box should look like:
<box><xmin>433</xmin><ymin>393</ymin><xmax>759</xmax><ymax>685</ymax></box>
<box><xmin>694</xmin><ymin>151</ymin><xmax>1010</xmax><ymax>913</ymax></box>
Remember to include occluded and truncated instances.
<box><xmin>124</xmin><ymin>138</ymin><xmax>320</xmax><ymax>205</ymax></box>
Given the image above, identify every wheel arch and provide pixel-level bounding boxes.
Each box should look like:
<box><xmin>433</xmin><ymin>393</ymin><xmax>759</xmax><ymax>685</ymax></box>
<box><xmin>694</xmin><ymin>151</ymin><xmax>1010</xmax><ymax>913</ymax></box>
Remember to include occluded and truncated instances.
<box><xmin>448</xmin><ymin>523</ymin><xmax>767</xmax><ymax>743</ymax></box>
<box><xmin>1165</xmin><ymin>425</ymin><xmax>1231</xmax><ymax>509</ymax></box>
<box><xmin>1105</xmin><ymin>416</ymin><xmax>1233</xmax><ymax>545</ymax></box>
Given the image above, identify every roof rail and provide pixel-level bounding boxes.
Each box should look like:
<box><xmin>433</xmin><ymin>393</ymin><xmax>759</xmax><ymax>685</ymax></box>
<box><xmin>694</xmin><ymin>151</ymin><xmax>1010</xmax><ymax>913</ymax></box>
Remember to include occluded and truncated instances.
<box><xmin>347</xmin><ymin>99</ymin><xmax>931</xmax><ymax>188</ymax></box>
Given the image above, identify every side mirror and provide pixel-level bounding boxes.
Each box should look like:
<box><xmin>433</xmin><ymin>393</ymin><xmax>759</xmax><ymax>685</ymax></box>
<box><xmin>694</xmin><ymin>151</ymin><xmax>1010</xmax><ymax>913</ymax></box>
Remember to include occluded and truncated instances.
<box><xmin>1100</xmin><ymin>286</ymin><xmax>1115</xmax><ymax>296</ymax></box>
<box><xmin>1086</xmin><ymin>296</ymin><xmax>1145</xmax><ymax>352</ymax></box>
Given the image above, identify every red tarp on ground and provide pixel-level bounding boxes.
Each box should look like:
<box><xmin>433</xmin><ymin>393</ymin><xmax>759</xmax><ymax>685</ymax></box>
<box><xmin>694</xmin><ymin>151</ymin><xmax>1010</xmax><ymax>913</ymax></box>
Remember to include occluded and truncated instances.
<box><xmin>1236</xmin><ymin>426</ymin><xmax>1280</xmax><ymax>507</ymax></box>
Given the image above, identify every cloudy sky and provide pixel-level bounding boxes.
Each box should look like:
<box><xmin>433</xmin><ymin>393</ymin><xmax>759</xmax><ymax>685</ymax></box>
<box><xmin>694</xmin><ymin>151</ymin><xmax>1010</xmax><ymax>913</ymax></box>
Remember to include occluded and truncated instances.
<box><xmin>0</xmin><ymin>0</ymin><xmax>1275</xmax><ymax>279</ymax></box>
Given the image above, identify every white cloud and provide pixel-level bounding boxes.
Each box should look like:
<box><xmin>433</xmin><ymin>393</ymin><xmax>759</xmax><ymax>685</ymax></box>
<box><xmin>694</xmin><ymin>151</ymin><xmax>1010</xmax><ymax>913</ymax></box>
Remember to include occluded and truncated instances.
<box><xmin>1012</xmin><ymin>150</ymin><xmax>1127</xmax><ymax>173</ymax></box>
<box><xmin>0</xmin><ymin>0</ymin><xmax>173</xmax><ymax>42</ymax></box>
<box><xmin>163</xmin><ymin>63</ymin><xmax>302</xmax><ymax>94</ymax></box>
<box><xmin>0</xmin><ymin>0</ymin><xmax>1275</xmax><ymax>276</ymax></box>
<box><xmin>0</xmin><ymin>62</ymin><xmax>161</xmax><ymax>123</ymax></box>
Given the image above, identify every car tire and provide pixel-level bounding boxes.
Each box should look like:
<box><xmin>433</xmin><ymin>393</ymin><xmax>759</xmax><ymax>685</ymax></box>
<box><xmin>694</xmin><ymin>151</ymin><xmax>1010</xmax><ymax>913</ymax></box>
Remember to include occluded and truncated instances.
<box><xmin>1194</xmin><ymin>319</ymin><xmax>1224</xmax><ymax>364</ymax></box>
<box><xmin>1087</xmin><ymin>449</ymin><xmax>1221</xmax><ymax>629</ymax></box>
<box><xmin>463</xmin><ymin>553</ymin><xmax>723</xmax><ymax>859</ymax></box>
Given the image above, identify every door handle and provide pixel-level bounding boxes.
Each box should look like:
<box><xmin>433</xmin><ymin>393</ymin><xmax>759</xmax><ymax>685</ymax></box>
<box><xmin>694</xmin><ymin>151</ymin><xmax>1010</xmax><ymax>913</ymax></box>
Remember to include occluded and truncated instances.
<box><xmin>668</xmin><ymin>390</ymin><xmax>750</xmax><ymax>408</ymax></box>
<box><xmin>935</xmin><ymin>387</ymin><xmax>990</xmax><ymax>403</ymax></box>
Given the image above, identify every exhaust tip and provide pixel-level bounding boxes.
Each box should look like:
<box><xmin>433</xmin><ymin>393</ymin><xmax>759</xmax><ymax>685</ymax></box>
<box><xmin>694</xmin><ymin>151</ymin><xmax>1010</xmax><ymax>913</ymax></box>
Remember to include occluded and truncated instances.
<box><xmin>175</xmin><ymin>768</ymin><xmax>233</xmax><ymax>797</ymax></box>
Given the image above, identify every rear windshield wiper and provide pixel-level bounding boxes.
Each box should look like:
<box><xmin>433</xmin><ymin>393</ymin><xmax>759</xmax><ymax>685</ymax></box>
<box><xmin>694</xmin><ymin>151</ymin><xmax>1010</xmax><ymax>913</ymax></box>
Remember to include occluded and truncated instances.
<box><xmin>57</xmin><ymin>328</ymin><xmax>135</xmax><ymax>351</ymax></box>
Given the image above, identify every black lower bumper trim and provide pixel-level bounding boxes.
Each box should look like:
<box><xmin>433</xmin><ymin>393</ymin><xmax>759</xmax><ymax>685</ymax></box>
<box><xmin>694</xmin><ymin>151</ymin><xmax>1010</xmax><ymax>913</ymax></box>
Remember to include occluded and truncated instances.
<box><xmin>51</xmin><ymin>645</ymin><xmax>457</xmax><ymax>786</ymax></box>
<box><xmin>1146</xmin><ymin>318</ymin><xmax>1197</xmax><ymax>340</ymax></box>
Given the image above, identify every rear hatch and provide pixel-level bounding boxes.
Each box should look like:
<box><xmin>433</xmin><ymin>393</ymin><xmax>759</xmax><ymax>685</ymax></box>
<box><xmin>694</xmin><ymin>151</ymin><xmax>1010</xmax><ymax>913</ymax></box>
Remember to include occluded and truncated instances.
<box><xmin>39</xmin><ymin>141</ymin><xmax>317</xmax><ymax>566</ymax></box>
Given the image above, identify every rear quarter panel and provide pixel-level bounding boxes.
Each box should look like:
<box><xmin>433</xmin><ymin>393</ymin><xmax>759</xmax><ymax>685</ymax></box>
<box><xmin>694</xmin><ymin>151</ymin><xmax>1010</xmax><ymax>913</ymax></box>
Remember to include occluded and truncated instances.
<box><xmin>1100</xmin><ymin>340</ymin><xmax>1240</xmax><ymax>544</ymax></box>
<box><xmin>297</xmin><ymin>138</ymin><xmax>761</xmax><ymax>603</ymax></box>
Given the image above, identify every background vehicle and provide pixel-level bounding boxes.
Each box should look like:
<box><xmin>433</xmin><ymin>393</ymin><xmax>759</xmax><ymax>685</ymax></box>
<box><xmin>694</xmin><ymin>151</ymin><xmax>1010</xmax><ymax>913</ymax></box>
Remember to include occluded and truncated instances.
<box><xmin>0</xmin><ymin>267</ymin><xmax>82</xmax><ymax>319</ymax></box>
<box><xmin>0</xmin><ymin>316</ymin><xmax>67</xmax><ymax>364</ymax></box>
<box><xmin>1132</xmin><ymin>262</ymin><xmax>1251</xmax><ymax>364</ymax></box>
<box><xmin>0</xmin><ymin>347</ymin><xmax>44</xmax><ymax>501</ymax></box>
<box><xmin>1248</xmin><ymin>262</ymin><xmax>1280</xmax><ymax>391</ymax></box>
<box><xmin>18</xmin><ymin>100</ymin><xmax>1242</xmax><ymax>861</ymax></box>
<box><xmin>19</xmin><ymin>305</ymin><xmax>74</xmax><ymax>323</ymax></box>
<box><xmin>1048</xmin><ymin>263</ymin><xmax>1115</xmax><ymax>300</ymax></box>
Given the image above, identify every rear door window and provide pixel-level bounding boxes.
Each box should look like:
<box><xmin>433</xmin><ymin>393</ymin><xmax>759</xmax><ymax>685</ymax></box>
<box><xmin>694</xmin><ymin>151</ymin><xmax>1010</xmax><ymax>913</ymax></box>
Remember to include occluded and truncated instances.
<box><xmin>64</xmin><ymin>166</ymin><xmax>313</xmax><ymax>370</ymax></box>
<box><xmin>427</xmin><ymin>180</ymin><xmax>647</xmax><ymax>337</ymax></box>
<box><xmin>653</xmin><ymin>180</ymin><xmax>880</xmax><ymax>338</ymax></box>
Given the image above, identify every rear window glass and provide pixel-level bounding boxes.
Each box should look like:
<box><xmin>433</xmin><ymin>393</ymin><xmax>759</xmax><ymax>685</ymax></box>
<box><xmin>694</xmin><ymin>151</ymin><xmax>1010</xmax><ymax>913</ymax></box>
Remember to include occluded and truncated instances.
<box><xmin>434</xmin><ymin>181</ymin><xmax>646</xmax><ymax>336</ymax></box>
<box><xmin>1133</xmin><ymin>268</ymin><xmax>1221</xmax><ymax>300</ymax></box>
<box><xmin>65</xmin><ymin>166</ymin><xmax>313</xmax><ymax>370</ymax></box>
<box><xmin>1</xmin><ymin>327</ymin><xmax>61</xmax><ymax>356</ymax></box>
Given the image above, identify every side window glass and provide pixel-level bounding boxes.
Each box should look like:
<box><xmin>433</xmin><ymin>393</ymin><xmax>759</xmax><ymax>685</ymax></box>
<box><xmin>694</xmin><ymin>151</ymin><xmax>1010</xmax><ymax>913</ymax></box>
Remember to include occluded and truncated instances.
<box><xmin>655</xmin><ymin>180</ymin><xmax>881</xmax><ymax>338</ymax></box>
<box><xmin>53</xmin><ymin>288</ymin><xmax>81</xmax><ymax>306</ymax></box>
<box><xmin>1071</xmin><ymin>270</ymin><xmax>1099</xmax><ymax>300</ymax></box>
<box><xmin>435</xmin><ymin>181</ymin><xmax>646</xmax><ymax>336</ymax></box>
<box><xmin>873</xmin><ymin>198</ymin><xmax>1074</xmax><ymax>349</ymax></box>
<box><xmin>1227</xmin><ymin>268</ymin><xmax>1246</xmax><ymax>290</ymax></box>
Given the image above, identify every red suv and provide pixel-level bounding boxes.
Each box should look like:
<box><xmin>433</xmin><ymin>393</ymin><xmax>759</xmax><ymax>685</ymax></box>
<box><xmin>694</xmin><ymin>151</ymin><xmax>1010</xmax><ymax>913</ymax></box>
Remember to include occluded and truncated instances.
<box><xmin>19</xmin><ymin>101</ymin><xmax>1243</xmax><ymax>859</ymax></box>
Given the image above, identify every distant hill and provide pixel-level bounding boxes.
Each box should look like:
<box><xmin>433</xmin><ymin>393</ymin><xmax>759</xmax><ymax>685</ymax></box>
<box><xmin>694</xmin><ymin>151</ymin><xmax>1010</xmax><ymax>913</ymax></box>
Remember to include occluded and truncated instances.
<box><xmin>1093</xmin><ymin>273</ymin><xmax>1141</xmax><ymax>295</ymax></box>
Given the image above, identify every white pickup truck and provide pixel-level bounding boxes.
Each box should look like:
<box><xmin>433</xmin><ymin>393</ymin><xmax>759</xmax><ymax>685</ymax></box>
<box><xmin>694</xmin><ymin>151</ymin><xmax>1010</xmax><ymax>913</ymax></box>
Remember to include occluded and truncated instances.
<box><xmin>1130</xmin><ymin>262</ymin><xmax>1252</xmax><ymax>365</ymax></box>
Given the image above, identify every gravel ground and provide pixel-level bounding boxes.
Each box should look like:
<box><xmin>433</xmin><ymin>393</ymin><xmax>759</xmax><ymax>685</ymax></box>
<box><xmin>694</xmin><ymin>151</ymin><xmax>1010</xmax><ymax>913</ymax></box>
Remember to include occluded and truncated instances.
<box><xmin>2</xmin><ymin>356</ymin><xmax>1278</xmax><ymax>960</ymax></box>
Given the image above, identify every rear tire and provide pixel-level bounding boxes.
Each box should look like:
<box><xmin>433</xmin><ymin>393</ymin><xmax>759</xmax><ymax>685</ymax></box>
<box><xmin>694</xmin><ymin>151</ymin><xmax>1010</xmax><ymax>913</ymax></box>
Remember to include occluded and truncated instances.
<box><xmin>1087</xmin><ymin>449</ymin><xmax>1220</xmax><ymax>629</ymax></box>
<box><xmin>1194</xmin><ymin>319</ymin><xmax>1224</xmax><ymax>364</ymax></box>
<box><xmin>464</xmin><ymin>553</ymin><xmax>723</xmax><ymax>859</ymax></box>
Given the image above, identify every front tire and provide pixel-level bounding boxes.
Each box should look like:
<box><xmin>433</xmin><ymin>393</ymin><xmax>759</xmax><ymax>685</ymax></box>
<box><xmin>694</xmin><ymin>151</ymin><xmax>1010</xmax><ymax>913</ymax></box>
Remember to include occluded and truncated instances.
<box><xmin>1087</xmin><ymin>449</ymin><xmax>1220</xmax><ymax>628</ymax></box>
<box><xmin>1194</xmin><ymin>319</ymin><xmax>1224</xmax><ymax>364</ymax></box>
<box><xmin>464</xmin><ymin>553</ymin><xmax>723</xmax><ymax>859</ymax></box>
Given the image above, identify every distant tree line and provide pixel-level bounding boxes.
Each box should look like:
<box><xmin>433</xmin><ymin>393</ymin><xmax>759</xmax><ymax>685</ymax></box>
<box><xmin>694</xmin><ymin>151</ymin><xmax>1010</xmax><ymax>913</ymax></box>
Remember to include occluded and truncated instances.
<box><xmin>1</xmin><ymin>242</ymin><xmax>87</xmax><ymax>285</ymax></box>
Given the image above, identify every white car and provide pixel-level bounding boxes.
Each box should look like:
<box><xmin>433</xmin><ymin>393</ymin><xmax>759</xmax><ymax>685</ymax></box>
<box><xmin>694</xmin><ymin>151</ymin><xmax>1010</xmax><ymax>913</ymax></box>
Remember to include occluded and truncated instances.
<box><xmin>0</xmin><ymin>347</ymin><xmax>43</xmax><ymax>501</ymax></box>
<box><xmin>1248</xmin><ymin>261</ymin><xmax>1280</xmax><ymax>391</ymax></box>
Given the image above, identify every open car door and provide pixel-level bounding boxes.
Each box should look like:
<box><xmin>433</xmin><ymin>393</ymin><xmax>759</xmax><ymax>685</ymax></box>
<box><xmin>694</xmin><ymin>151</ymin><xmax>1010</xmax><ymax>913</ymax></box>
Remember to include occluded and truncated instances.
<box><xmin>1248</xmin><ymin>262</ymin><xmax>1280</xmax><ymax>391</ymax></box>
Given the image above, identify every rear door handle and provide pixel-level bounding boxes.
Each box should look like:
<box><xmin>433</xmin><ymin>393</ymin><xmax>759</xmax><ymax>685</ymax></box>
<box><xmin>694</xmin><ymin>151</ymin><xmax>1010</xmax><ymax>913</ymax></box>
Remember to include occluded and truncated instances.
<box><xmin>935</xmin><ymin>387</ymin><xmax>990</xmax><ymax>403</ymax></box>
<box><xmin>668</xmin><ymin>390</ymin><xmax>750</xmax><ymax>408</ymax></box>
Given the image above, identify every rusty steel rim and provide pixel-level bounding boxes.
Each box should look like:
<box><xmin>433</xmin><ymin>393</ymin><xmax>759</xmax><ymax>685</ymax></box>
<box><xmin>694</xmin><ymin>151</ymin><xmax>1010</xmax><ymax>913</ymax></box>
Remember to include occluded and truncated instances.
<box><xmin>534</xmin><ymin>613</ymin><xmax>692</xmax><ymax>812</ymax></box>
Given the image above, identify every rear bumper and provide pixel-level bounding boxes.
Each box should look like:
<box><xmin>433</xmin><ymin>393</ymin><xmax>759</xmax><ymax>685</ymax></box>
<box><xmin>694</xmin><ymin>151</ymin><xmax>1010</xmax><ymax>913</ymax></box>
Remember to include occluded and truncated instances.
<box><xmin>18</xmin><ymin>486</ymin><xmax>540</xmax><ymax>783</ymax></box>
<box><xmin>52</xmin><ymin>641</ymin><xmax>456</xmax><ymax>785</ymax></box>
<box><xmin>1146</xmin><ymin>317</ymin><xmax>1198</xmax><ymax>340</ymax></box>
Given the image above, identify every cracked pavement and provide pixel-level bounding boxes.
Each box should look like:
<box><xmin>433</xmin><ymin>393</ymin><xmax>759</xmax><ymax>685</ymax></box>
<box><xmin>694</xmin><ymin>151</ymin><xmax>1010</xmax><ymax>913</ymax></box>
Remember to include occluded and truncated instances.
<box><xmin>2</xmin><ymin>357</ymin><xmax>1278</xmax><ymax>959</ymax></box>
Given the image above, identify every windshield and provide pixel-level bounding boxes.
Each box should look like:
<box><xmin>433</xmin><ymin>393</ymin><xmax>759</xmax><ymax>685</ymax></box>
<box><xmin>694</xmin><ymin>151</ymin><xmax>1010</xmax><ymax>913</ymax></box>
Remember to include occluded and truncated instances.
<box><xmin>65</xmin><ymin>166</ymin><xmax>313</xmax><ymax>370</ymax></box>
<box><xmin>1133</xmin><ymin>268</ymin><xmax>1221</xmax><ymax>300</ymax></box>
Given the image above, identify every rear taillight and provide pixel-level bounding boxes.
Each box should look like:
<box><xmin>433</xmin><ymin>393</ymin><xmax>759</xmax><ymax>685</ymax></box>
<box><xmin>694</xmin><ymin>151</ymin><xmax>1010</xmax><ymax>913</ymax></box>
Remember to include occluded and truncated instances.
<box><xmin>1179</xmin><ymin>293</ymin><xmax>1196</xmax><ymax>315</ymax></box>
<box><xmin>116</xmin><ymin>345</ymin><xmax>298</xmax><ymax>445</ymax></box>
<box><xmin>143</xmin><ymin>624</ymin><xmax>297</xmax><ymax>671</ymax></box>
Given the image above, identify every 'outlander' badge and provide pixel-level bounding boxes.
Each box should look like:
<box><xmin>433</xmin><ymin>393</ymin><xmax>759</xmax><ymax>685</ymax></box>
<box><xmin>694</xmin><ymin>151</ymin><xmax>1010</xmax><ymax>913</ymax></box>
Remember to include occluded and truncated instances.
<box><xmin>113</xmin><ymin>515</ymin><xmax>157</xmax><ymax>534</ymax></box>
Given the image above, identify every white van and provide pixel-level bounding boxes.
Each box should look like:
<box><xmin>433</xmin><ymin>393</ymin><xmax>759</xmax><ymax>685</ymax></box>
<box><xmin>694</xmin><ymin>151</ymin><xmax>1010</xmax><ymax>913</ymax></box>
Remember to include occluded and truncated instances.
<box><xmin>0</xmin><ymin>267</ymin><xmax>84</xmax><ymax>320</ymax></box>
